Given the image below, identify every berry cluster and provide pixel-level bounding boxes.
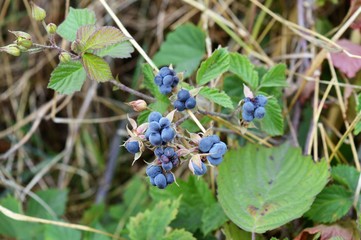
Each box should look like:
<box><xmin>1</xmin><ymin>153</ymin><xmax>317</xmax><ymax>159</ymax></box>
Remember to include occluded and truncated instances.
<box><xmin>125</xmin><ymin>141</ymin><xmax>140</xmax><ymax>154</ymax></box>
<box><xmin>173</xmin><ymin>89</ymin><xmax>196</xmax><ymax>111</ymax></box>
<box><xmin>145</xmin><ymin>112</ymin><xmax>175</xmax><ymax>146</ymax></box>
<box><xmin>154</xmin><ymin>66</ymin><xmax>179</xmax><ymax>95</ymax></box>
<box><xmin>242</xmin><ymin>95</ymin><xmax>268</xmax><ymax>122</ymax></box>
<box><xmin>146</xmin><ymin>165</ymin><xmax>174</xmax><ymax>189</ymax></box>
<box><xmin>199</xmin><ymin>135</ymin><xmax>227</xmax><ymax>166</ymax></box>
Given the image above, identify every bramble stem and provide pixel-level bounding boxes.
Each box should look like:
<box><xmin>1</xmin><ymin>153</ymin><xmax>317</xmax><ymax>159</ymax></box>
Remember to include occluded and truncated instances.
<box><xmin>109</xmin><ymin>80</ymin><xmax>155</xmax><ymax>102</ymax></box>
<box><xmin>187</xmin><ymin>110</ymin><xmax>206</xmax><ymax>133</ymax></box>
<box><xmin>198</xmin><ymin>109</ymin><xmax>231</xmax><ymax>119</ymax></box>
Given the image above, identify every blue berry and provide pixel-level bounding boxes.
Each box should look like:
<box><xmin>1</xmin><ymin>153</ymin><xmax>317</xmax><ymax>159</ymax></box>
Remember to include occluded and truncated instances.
<box><xmin>154</xmin><ymin>147</ymin><xmax>164</xmax><ymax>157</ymax></box>
<box><xmin>243</xmin><ymin>102</ymin><xmax>255</xmax><ymax>113</ymax></box>
<box><xmin>244</xmin><ymin>97</ymin><xmax>251</xmax><ymax>103</ymax></box>
<box><xmin>160</xmin><ymin>155</ymin><xmax>170</xmax><ymax>163</ymax></box>
<box><xmin>165</xmin><ymin>173</ymin><xmax>174</xmax><ymax>184</ymax></box>
<box><xmin>162</xmin><ymin>161</ymin><xmax>173</xmax><ymax>171</ymax></box>
<box><xmin>242</xmin><ymin>111</ymin><xmax>254</xmax><ymax>122</ymax></box>
<box><xmin>172</xmin><ymin>76</ymin><xmax>179</xmax><ymax>87</ymax></box>
<box><xmin>185</xmin><ymin>97</ymin><xmax>196</xmax><ymax>109</ymax></box>
<box><xmin>154</xmin><ymin>174</ymin><xmax>167</xmax><ymax>189</ymax></box>
<box><xmin>149</xmin><ymin>132</ymin><xmax>162</xmax><ymax>145</ymax></box>
<box><xmin>148</xmin><ymin>122</ymin><xmax>161</xmax><ymax>132</ymax></box>
<box><xmin>164</xmin><ymin>147</ymin><xmax>175</xmax><ymax>158</ymax></box>
<box><xmin>172</xmin><ymin>157</ymin><xmax>179</xmax><ymax>166</ymax></box>
<box><xmin>159</xmin><ymin>67</ymin><xmax>172</xmax><ymax>77</ymax></box>
<box><xmin>163</xmin><ymin>75</ymin><xmax>173</xmax><ymax>86</ymax></box>
<box><xmin>145</xmin><ymin>129</ymin><xmax>151</xmax><ymax>140</ymax></box>
<box><xmin>154</xmin><ymin>75</ymin><xmax>162</xmax><ymax>86</ymax></box>
<box><xmin>207</xmin><ymin>156</ymin><xmax>223</xmax><ymax>166</ymax></box>
<box><xmin>125</xmin><ymin>141</ymin><xmax>140</xmax><ymax>154</ymax></box>
<box><xmin>254</xmin><ymin>107</ymin><xmax>266</xmax><ymax>119</ymax></box>
<box><xmin>177</xmin><ymin>89</ymin><xmax>190</xmax><ymax>102</ymax></box>
<box><xmin>146</xmin><ymin>165</ymin><xmax>162</xmax><ymax>178</ymax></box>
<box><xmin>255</xmin><ymin>95</ymin><xmax>268</xmax><ymax>107</ymax></box>
<box><xmin>161</xmin><ymin>127</ymin><xmax>175</xmax><ymax>142</ymax></box>
<box><xmin>148</xmin><ymin>112</ymin><xmax>162</xmax><ymax>123</ymax></box>
<box><xmin>149</xmin><ymin>177</ymin><xmax>156</xmax><ymax>186</ymax></box>
<box><xmin>160</xmin><ymin>85</ymin><xmax>172</xmax><ymax>95</ymax></box>
<box><xmin>159</xmin><ymin>117</ymin><xmax>170</xmax><ymax>128</ymax></box>
<box><xmin>192</xmin><ymin>162</ymin><xmax>207</xmax><ymax>176</ymax></box>
<box><xmin>174</xmin><ymin>100</ymin><xmax>185</xmax><ymax>111</ymax></box>
<box><xmin>209</xmin><ymin>142</ymin><xmax>227</xmax><ymax>158</ymax></box>
<box><xmin>199</xmin><ymin>135</ymin><xmax>220</xmax><ymax>153</ymax></box>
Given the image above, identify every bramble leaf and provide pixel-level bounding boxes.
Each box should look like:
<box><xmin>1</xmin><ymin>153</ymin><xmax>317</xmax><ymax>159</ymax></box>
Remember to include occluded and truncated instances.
<box><xmin>229</xmin><ymin>53</ymin><xmax>259</xmax><ymax>90</ymax></box>
<box><xmin>162</xmin><ymin>229</ymin><xmax>196</xmax><ymax>240</ymax></box>
<box><xmin>95</xmin><ymin>41</ymin><xmax>134</xmax><ymax>59</ymax></box>
<box><xmin>259</xmin><ymin>97</ymin><xmax>284</xmax><ymax>136</ymax></box>
<box><xmin>199</xmin><ymin>87</ymin><xmax>234</xmax><ymax>109</ymax></box>
<box><xmin>82</xmin><ymin>53</ymin><xmax>113</xmax><ymax>82</ymax></box>
<box><xmin>196</xmin><ymin>48</ymin><xmax>230</xmax><ymax>85</ymax></box>
<box><xmin>153</xmin><ymin>24</ymin><xmax>206</xmax><ymax>78</ymax></box>
<box><xmin>76</xmin><ymin>25</ymin><xmax>97</xmax><ymax>46</ymax></box>
<box><xmin>48</xmin><ymin>61</ymin><xmax>87</xmax><ymax>94</ymax></box>
<box><xmin>332</xmin><ymin>165</ymin><xmax>359</xmax><ymax>191</ymax></box>
<box><xmin>57</xmin><ymin>8</ymin><xmax>96</xmax><ymax>42</ymax></box>
<box><xmin>83</xmin><ymin>26</ymin><xmax>127</xmax><ymax>52</ymax></box>
<box><xmin>260</xmin><ymin>63</ymin><xmax>287</xmax><ymax>88</ymax></box>
<box><xmin>218</xmin><ymin>143</ymin><xmax>329</xmax><ymax>233</ymax></box>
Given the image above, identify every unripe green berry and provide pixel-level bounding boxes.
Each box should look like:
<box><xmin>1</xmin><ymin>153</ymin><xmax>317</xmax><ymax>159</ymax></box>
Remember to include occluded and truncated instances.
<box><xmin>31</xmin><ymin>2</ymin><xmax>46</xmax><ymax>21</ymax></box>
<box><xmin>46</xmin><ymin>23</ymin><xmax>57</xmax><ymax>34</ymax></box>
<box><xmin>1</xmin><ymin>44</ymin><xmax>21</xmax><ymax>56</ymax></box>
<box><xmin>59</xmin><ymin>52</ymin><xmax>71</xmax><ymax>63</ymax></box>
<box><xmin>9</xmin><ymin>31</ymin><xmax>33</xmax><ymax>49</ymax></box>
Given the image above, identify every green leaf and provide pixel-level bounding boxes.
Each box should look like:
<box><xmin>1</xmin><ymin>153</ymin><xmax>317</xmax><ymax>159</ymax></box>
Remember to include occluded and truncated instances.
<box><xmin>76</xmin><ymin>24</ymin><xmax>97</xmax><ymax>45</ymax></box>
<box><xmin>142</xmin><ymin>64</ymin><xmax>170</xmax><ymax>113</ymax></box>
<box><xmin>27</xmin><ymin>189</ymin><xmax>68</xmax><ymax>219</ymax></box>
<box><xmin>48</xmin><ymin>61</ymin><xmax>87</xmax><ymax>94</ymax></box>
<box><xmin>201</xmin><ymin>203</ymin><xmax>228</xmax><ymax>235</ymax></box>
<box><xmin>44</xmin><ymin>224</ymin><xmax>81</xmax><ymax>240</ymax></box>
<box><xmin>57</xmin><ymin>8</ymin><xmax>96</xmax><ymax>41</ymax></box>
<box><xmin>95</xmin><ymin>41</ymin><xmax>134</xmax><ymax>58</ymax></box>
<box><xmin>199</xmin><ymin>87</ymin><xmax>234</xmax><ymax>109</ymax></box>
<box><xmin>153</xmin><ymin>23</ymin><xmax>206</xmax><ymax>78</ymax></box>
<box><xmin>354</xmin><ymin>93</ymin><xmax>361</xmax><ymax>135</ymax></box>
<box><xmin>181</xmin><ymin>116</ymin><xmax>212</xmax><ymax>133</ymax></box>
<box><xmin>137</xmin><ymin>110</ymin><xmax>151</xmax><ymax>125</ymax></box>
<box><xmin>229</xmin><ymin>53</ymin><xmax>259</xmax><ymax>90</ymax></box>
<box><xmin>332</xmin><ymin>165</ymin><xmax>359</xmax><ymax>192</ymax></box>
<box><xmin>305</xmin><ymin>185</ymin><xmax>353</xmax><ymax>223</ymax></box>
<box><xmin>196</xmin><ymin>48</ymin><xmax>230</xmax><ymax>85</ymax></box>
<box><xmin>82</xmin><ymin>53</ymin><xmax>113</xmax><ymax>82</ymax></box>
<box><xmin>223</xmin><ymin>222</ymin><xmax>265</xmax><ymax>240</ymax></box>
<box><xmin>162</xmin><ymin>229</ymin><xmax>196</xmax><ymax>240</ymax></box>
<box><xmin>218</xmin><ymin>143</ymin><xmax>329</xmax><ymax>233</ymax></box>
<box><xmin>83</xmin><ymin>26</ymin><xmax>127</xmax><ymax>52</ymax></box>
<box><xmin>259</xmin><ymin>97</ymin><xmax>284</xmax><ymax>136</ymax></box>
<box><xmin>127</xmin><ymin>199</ymin><xmax>180</xmax><ymax>240</ymax></box>
<box><xmin>260</xmin><ymin>64</ymin><xmax>287</xmax><ymax>88</ymax></box>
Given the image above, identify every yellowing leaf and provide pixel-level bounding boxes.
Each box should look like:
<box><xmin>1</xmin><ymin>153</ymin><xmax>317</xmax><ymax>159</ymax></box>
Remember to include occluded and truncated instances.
<box><xmin>82</xmin><ymin>53</ymin><xmax>113</xmax><ymax>82</ymax></box>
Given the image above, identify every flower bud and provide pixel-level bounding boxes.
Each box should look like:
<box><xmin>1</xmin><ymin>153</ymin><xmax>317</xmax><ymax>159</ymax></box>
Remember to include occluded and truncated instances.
<box><xmin>31</xmin><ymin>2</ymin><xmax>46</xmax><ymax>21</ymax></box>
<box><xmin>46</xmin><ymin>23</ymin><xmax>57</xmax><ymax>34</ymax></box>
<box><xmin>1</xmin><ymin>44</ymin><xmax>21</xmax><ymax>56</ymax></box>
<box><xmin>16</xmin><ymin>38</ymin><xmax>32</xmax><ymax>49</ymax></box>
<box><xmin>59</xmin><ymin>52</ymin><xmax>71</xmax><ymax>63</ymax></box>
<box><xmin>71</xmin><ymin>41</ymin><xmax>82</xmax><ymax>54</ymax></box>
<box><xmin>9</xmin><ymin>31</ymin><xmax>33</xmax><ymax>49</ymax></box>
<box><xmin>127</xmin><ymin>100</ymin><xmax>147</xmax><ymax>112</ymax></box>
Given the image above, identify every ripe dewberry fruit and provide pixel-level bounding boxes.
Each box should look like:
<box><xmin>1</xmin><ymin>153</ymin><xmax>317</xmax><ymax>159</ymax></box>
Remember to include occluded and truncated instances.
<box><xmin>146</xmin><ymin>165</ymin><xmax>162</xmax><ymax>178</ymax></box>
<box><xmin>209</xmin><ymin>142</ymin><xmax>227</xmax><ymax>159</ymax></box>
<box><xmin>154</xmin><ymin>174</ymin><xmax>167</xmax><ymax>189</ymax></box>
<box><xmin>185</xmin><ymin>97</ymin><xmax>196</xmax><ymax>109</ymax></box>
<box><xmin>159</xmin><ymin>117</ymin><xmax>170</xmax><ymax>128</ymax></box>
<box><xmin>192</xmin><ymin>162</ymin><xmax>207</xmax><ymax>176</ymax></box>
<box><xmin>177</xmin><ymin>89</ymin><xmax>190</xmax><ymax>102</ymax></box>
<box><xmin>255</xmin><ymin>95</ymin><xmax>268</xmax><ymax>107</ymax></box>
<box><xmin>242</xmin><ymin>111</ymin><xmax>254</xmax><ymax>122</ymax></box>
<box><xmin>164</xmin><ymin>147</ymin><xmax>175</xmax><ymax>158</ymax></box>
<box><xmin>243</xmin><ymin>102</ymin><xmax>255</xmax><ymax>113</ymax></box>
<box><xmin>149</xmin><ymin>133</ymin><xmax>162</xmax><ymax>146</ymax></box>
<box><xmin>254</xmin><ymin>107</ymin><xmax>266</xmax><ymax>119</ymax></box>
<box><xmin>207</xmin><ymin>156</ymin><xmax>223</xmax><ymax>166</ymax></box>
<box><xmin>154</xmin><ymin>75</ymin><xmax>162</xmax><ymax>86</ymax></box>
<box><xmin>148</xmin><ymin>112</ymin><xmax>162</xmax><ymax>123</ymax></box>
<box><xmin>160</xmin><ymin>85</ymin><xmax>172</xmax><ymax>95</ymax></box>
<box><xmin>199</xmin><ymin>135</ymin><xmax>220</xmax><ymax>153</ymax></box>
<box><xmin>159</xmin><ymin>67</ymin><xmax>172</xmax><ymax>77</ymax></box>
<box><xmin>162</xmin><ymin>161</ymin><xmax>173</xmax><ymax>171</ymax></box>
<box><xmin>154</xmin><ymin>147</ymin><xmax>164</xmax><ymax>157</ymax></box>
<box><xmin>165</xmin><ymin>173</ymin><xmax>174</xmax><ymax>184</ymax></box>
<box><xmin>148</xmin><ymin>122</ymin><xmax>161</xmax><ymax>132</ymax></box>
<box><xmin>160</xmin><ymin>155</ymin><xmax>170</xmax><ymax>163</ymax></box>
<box><xmin>162</xmin><ymin>75</ymin><xmax>173</xmax><ymax>86</ymax></box>
<box><xmin>125</xmin><ymin>141</ymin><xmax>140</xmax><ymax>154</ymax></box>
<box><xmin>174</xmin><ymin>100</ymin><xmax>185</xmax><ymax>111</ymax></box>
<box><xmin>161</xmin><ymin>127</ymin><xmax>175</xmax><ymax>142</ymax></box>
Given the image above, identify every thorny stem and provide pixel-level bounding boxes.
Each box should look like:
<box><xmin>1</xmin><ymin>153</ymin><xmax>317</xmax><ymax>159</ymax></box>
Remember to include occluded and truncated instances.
<box><xmin>32</xmin><ymin>43</ymin><xmax>78</xmax><ymax>58</ymax></box>
<box><xmin>109</xmin><ymin>80</ymin><xmax>156</xmax><ymax>102</ymax></box>
<box><xmin>198</xmin><ymin>109</ymin><xmax>231</xmax><ymax>120</ymax></box>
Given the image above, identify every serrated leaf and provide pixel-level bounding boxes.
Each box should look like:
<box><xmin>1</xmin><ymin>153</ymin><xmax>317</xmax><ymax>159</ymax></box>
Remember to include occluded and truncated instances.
<box><xmin>196</xmin><ymin>48</ymin><xmax>229</xmax><ymax>85</ymax></box>
<box><xmin>82</xmin><ymin>53</ymin><xmax>113</xmax><ymax>82</ymax></box>
<box><xmin>48</xmin><ymin>61</ymin><xmax>87</xmax><ymax>94</ymax></box>
<box><xmin>76</xmin><ymin>25</ymin><xmax>97</xmax><ymax>45</ymax></box>
<box><xmin>95</xmin><ymin>41</ymin><xmax>134</xmax><ymax>58</ymax></box>
<box><xmin>354</xmin><ymin>93</ymin><xmax>361</xmax><ymax>135</ymax></box>
<box><xmin>223</xmin><ymin>222</ymin><xmax>265</xmax><ymax>240</ymax></box>
<box><xmin>229</xmin><ymin>53</ymin><xmax>259</xmax><ymax>90</ymax></box>
<box><xmin>44</xmin><ymin>224</ymin><xmax>81</xmax><ymax>240</ymax></box>
<box><xmin>127</xmin><ymin>199</ymin><xmax>180</xmax><ymax>240</ymax></box>
<box><xmin>332</xmin><ymin>165</ymin><xmax>360</xmax><ymax>191</ymax></box>
<box><xmin>83</xmin><ymin>26</ymin><xmax>127</xmax><ymax>51</ymax></box>
<box><xmin>153</xmin><ymin>24</ymin><xmax>206</xmax><ymax>78</ymax></box>
<box><xmin>199</xmin><ymin>87</ymin><xmax>234</xmax><ymax>109</ymax></box>
<box><xmin>201</xmin><ymin>203</ymin><xmax>228</xmax><ymax>235</ymax></box>
<box><xmin>259</xmin><ymin>97</ymin><xmax>284</xmax><ymax>136</ymax></box>
<box><xmin>218</xmin><ymin>143</ymin><xmax>329</xmax><ymax>233</ymax></box>
<box><xmin>260</xmin><ymin>63</ymin><xmax>287</xmax><ymax>88</ymax></box>
<box><xmin>57</xmin><ymin>8</ymin><xmax>96</xmax><ymax>42</ymax></box>
<box><xmin>305</xmin><ymin>185</ymin><xmax>353</xmax><ymax>223</ymax></box>
<box><xmin>27</xmin><ymin>189</ymin><xmax>68</xmax><ymax>219</ymax></box>
<box><xmin>162</xmin><ymin>229</ymin><xmax>196</xmax><ymax>240</ymax></box>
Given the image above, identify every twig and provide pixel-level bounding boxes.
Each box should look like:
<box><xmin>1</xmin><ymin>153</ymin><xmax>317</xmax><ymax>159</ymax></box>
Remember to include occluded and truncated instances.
<box><xmin>198</xmin><ymin>109</ymin><xmax>231</xmax><ymax>119</ymax></box>
<box><xmin>109</xmin><ymin>80</ymin><xmax>155</xmax><ymax>102</ymax></box>
<box><xmin>187</xmin><ymin>110</ymin><xmax>206</xmax><ymax>133</ymax></box>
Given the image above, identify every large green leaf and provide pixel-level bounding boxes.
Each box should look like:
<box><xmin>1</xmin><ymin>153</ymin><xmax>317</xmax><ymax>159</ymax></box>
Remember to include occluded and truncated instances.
<box><xmin>162</xmin><ymin>229</ymin><xmax>196</xmax><ymax>240</ymax></box>
<box><xmin>127</xmin><ymin>199</ymin><xmax>180</xmax><ymax>240</ymax></box>
<box><xmin>332</xmin><ymin>165</ymin><xmax>359</xmax><ymax>192</ymax></box>
<box><xmin>259</xmin><ymin>97</ymin><xmax>284</xmax><ymax>136</ymax></box>
<box><xmin>153</xmin><ymin>24</ymin><xmax>206</xmax><ymax>77</ymax></box>
<box><xmin>48</xmin><ymin>61</ymin><xmax>87</xmax><ymax>94</ymax></box>
<box><xmin>196</xmin><ymin>48</ymin><xmax>230</xmax><ymax>85</ymax></box>
<box><xmin>259</xmin><ymin>64</ymin><xmax>287</xmax><ymax>88</ymax></box>
<box><xmin>305</xmin><ymin>185</ymin><xmax>353</xmax><ymax>223</ymax></box>
<box><xmin>95</xmin><ymin>41</ymin><xmax>134</xmax><ymax>59</ymax></box>
<box><xmin>27</xmin><ymin>189</ymin><xmax>68</xmax><ymax>219</ymax></box>
<box><xmin>57</xmin><ymin>8</ymin><xmax>96</xmax><ymax>42</ymax></box>
<box><xmin>199</xmin><ymin>87</ymin><xmax>234</xmax><ymax>109</ymax></box>
<box><xmin>218</xmin><ymin>143</ymin><xmax>329</xmax><ymax>233</ymax></box>
<box><xmin>229</xmin><ymin>53</ymin><xmax>259</xmax><ymax>90</ymax></box>
<box><xmin>82</xmin><ymin>53</ymin><xmax>113</xmax><ymax>82</ymax></box>
<box><xmin>44</xmin><ymin>224</ymin><xmax>81</xmax><ymax>240</ymax></box>
<box><xmin>83</xmin><ymin>26</ymin><xmax>127</xmax><ymax>52</ymax></box>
